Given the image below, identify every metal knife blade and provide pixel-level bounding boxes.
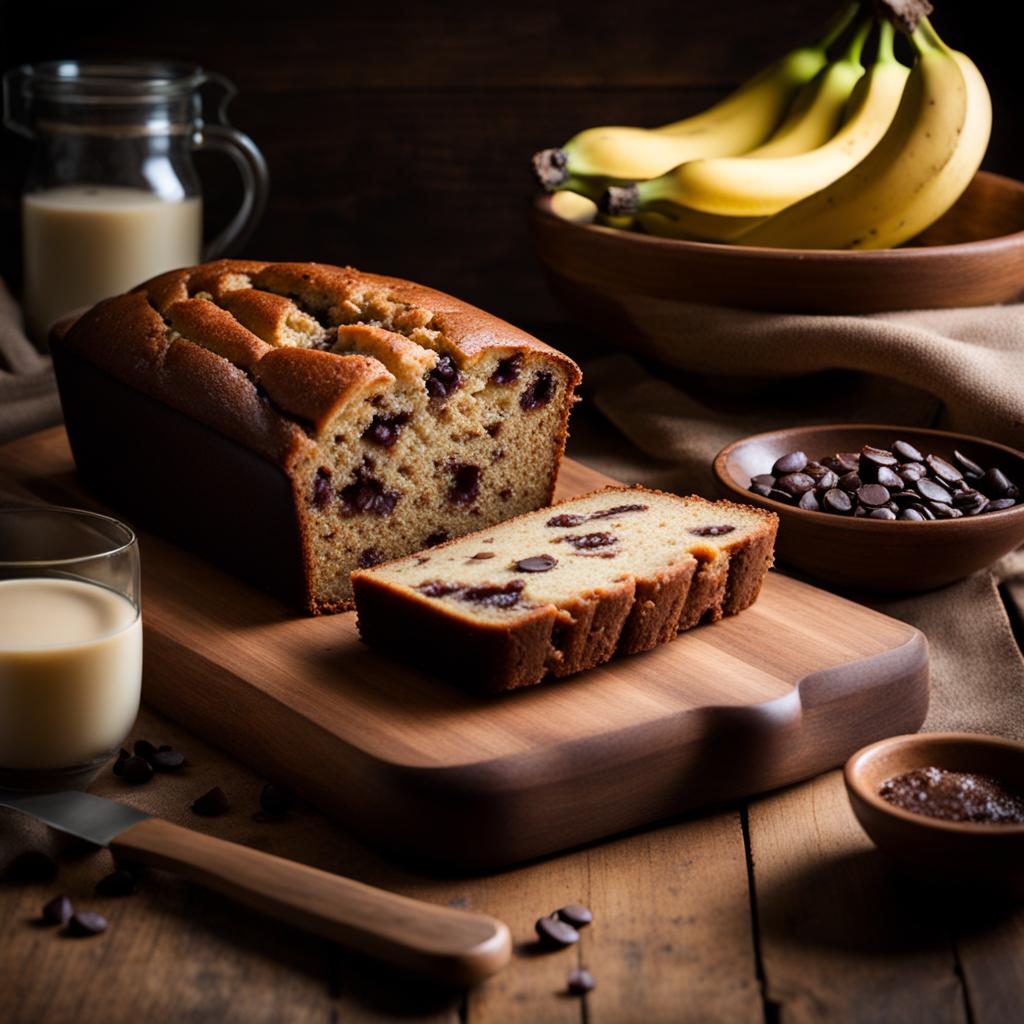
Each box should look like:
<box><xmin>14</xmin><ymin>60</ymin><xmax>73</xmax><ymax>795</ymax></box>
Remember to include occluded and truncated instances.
<box><xmin>0</xmin><ymin>789</ymin><xmax>150</xmax><ymax>846</ymax></box>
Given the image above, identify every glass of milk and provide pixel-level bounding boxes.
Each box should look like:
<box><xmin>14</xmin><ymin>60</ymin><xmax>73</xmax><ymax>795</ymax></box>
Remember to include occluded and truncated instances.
<box><xmin>0</xmin><ymin>506</ymin><xmax>141</xmax><ymax>791</ymax></box>
<box><xmin>3</xmin><ymin>60</ymin><xmax>269</xmax><ymax>341</ymax></box>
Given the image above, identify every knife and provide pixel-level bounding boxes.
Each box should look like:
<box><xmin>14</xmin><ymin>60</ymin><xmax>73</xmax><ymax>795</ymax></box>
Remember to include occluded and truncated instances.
<box><xmin>0</xmin><ymin>789</ymin><xmax>510</xmax><ymax>986</ymax></box>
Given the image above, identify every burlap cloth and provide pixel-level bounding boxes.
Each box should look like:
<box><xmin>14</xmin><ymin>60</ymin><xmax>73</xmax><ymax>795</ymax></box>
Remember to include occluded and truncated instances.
<box><xmin>0</xmin><ymin>277</ymin><xmax>61</xmax><ymax>444</ymax></box>
<box><xmin>569</xmin><ymin>300</ymin><xmax>1024</xmax><ymax>741</ymax></box>
<box><xmin>1</xmin><ymin>280</ymin><xmax>1022</xmax><ymax>739</ymax></box>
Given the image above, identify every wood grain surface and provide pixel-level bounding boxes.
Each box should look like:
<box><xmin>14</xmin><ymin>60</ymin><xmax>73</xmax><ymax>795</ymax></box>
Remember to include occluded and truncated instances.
<box><xmin>1</xmin><ymin>428</ymin><xmax>927</xmax><ymax>867</ymax></box>
<box><xmin>1</xmin><ymin>428</ymin><xmax>1022</xmax><ymax>1022</ymax></box>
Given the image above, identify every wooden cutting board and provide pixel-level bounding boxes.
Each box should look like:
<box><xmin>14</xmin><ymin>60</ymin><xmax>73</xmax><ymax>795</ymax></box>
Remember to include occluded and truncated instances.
<box><xmin>1</xmin><ymin>428</ymin><xmax>929</xmax><ymax>868</ymax></box>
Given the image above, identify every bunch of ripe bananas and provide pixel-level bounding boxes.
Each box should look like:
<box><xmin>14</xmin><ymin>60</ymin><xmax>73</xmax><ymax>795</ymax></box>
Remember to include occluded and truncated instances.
<box><xmin>531</xmin><ymin>0</ymin><xmax>991</xmax><ymax>249</ymax></box>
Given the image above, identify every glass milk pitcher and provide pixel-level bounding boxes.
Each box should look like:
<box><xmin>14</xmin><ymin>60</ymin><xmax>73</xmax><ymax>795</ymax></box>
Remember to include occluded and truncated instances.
<box><xmin>3</xmin><ymin>60</ymin><xmax>269</xmax><ymax>341</ymax></box>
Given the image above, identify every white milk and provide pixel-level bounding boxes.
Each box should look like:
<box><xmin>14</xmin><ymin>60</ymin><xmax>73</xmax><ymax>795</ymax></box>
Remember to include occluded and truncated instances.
<box><xmin>22</xmin><ymin>185</ymin><xmax>202</xmax><ymax>340</ymax></box>
<box><xmin>0</xmin><ymin>577</ymin><xmax>142</xmax><ymax>770</ymax></box>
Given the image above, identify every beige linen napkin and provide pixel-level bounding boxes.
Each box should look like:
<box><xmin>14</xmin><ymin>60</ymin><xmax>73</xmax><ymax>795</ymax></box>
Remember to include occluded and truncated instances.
<box><xmin>0</xmin><ymin>277</ymin><xmax>61</xmax><ymax>444</ymax></box>
<box><xmin>570</xmin><ymin>301</ymin><xmax>1024</xmax><ymax>741</ymax></box>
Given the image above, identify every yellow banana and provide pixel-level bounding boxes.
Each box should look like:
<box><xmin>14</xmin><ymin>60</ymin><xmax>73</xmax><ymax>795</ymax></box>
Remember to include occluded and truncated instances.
<box><xmin>637</xmin><ymin>207</ymin><xmax>766</xmax><ymax>243</ymax></box>
<box><xmin>608</xmin><ymin>19</ymin><xmax>912</xmax><ymax>220</ymax></box>
<box><xmin>736</xmin><ymin>18</ymin><xmax>991</xmax><ymax>250</ymax></box>
<box><xmin>531</xmin><ymin>3</ymin><xmax>858</xmax><ymax>186</ymax></box>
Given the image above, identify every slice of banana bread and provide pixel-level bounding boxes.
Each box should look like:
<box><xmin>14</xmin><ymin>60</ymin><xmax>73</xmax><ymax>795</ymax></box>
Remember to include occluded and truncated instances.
<box><xmin>55</xmin><ymin>260</ymin><xmax>581</xmax><ymax>613</ymax></box>
<box><xmin>352</xmin><ymin>487</ymin><xmax>777</xmax><ymax>691</ymax></box>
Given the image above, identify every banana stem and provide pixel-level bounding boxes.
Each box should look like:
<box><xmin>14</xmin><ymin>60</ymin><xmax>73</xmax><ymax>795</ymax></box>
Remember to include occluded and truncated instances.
<box><xmin>911</xmin><ymin>16</ymin><xmax>950</xmax><ymax>56</ymax></box>
<box><xmin>875</xmin><ymin>17</ymin><xmax>896</xmax><ymax>63</ymax></box>
<box><xmin>841</xmin><ymin>15</ymin><xmax>874</xmax><ymax>63</ymax></box>
<box><xmin>816</xmin><ymin>2</ymin><xmax>861</xmax><ymax>52</ymax></box>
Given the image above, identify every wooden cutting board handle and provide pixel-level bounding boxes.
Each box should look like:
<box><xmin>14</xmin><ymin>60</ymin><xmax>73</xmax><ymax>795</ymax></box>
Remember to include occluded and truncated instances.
<box><xmin>110</xmin><ymin>817</ymin><xmax>511</xmax><ymax>986</ymax></box>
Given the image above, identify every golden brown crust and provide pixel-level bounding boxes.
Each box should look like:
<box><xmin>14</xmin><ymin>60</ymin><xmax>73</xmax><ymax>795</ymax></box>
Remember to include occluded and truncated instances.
<box><xmin>252</xmin><ymin>348</ymin><xmax>394</xmax><ymax>437</ymax></box>
<box><xmin>167</xmin><ymin>298</ymin><xmax>272</xmax><ymax>372</ymax></box>
<box><xmin>70</xmin><ymin>258</ymin><xmax>582</xmax><ymax>465</ymax></box>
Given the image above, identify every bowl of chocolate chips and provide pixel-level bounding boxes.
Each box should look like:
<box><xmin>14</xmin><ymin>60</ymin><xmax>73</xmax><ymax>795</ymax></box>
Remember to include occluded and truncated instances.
<box><xmin>845</xmin><ymin>733</ymin><xmax>1024</xmax><ymax>896</ymax></box>
<box><xmin>714</xmin><ymin>424</ymin><xmax>1024</xmax><ymax>591</ymax></box>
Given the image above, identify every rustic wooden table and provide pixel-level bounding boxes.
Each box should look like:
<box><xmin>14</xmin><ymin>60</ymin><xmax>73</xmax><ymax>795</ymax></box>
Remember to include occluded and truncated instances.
<box><xmin>2</xmin><ymin>448</ymin><xmax>1023</xmax><ymax>1024</ymax></box>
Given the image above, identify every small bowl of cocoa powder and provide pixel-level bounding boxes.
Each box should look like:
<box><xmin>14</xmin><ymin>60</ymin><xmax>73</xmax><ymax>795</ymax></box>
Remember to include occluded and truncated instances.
<box><xmin>845</xmin><ymin>732</ymin><xmax>1024</xmax><ymax>896</ymax></box>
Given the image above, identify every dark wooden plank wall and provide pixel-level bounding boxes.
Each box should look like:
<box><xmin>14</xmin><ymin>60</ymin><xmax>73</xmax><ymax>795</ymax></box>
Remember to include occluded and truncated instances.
<box><xmin>1</xmin><ymin>1</ymin><xmax>1017</xmax><ymax>325</ymax></box>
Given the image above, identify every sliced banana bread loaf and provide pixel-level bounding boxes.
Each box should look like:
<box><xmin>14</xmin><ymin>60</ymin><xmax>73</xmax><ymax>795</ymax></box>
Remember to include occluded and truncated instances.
<box><xmin>54</xmin><ymin>260</ymin><xmax>581</xmax><ymax>612</ymax></box>
<box><xmin>352</xmin><ymin>487</ymin><xmax>777</xmax><ymax>690</ymax></box>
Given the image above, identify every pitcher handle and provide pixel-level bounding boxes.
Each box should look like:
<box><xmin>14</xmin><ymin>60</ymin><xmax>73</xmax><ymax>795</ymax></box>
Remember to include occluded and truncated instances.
<box><xmin>194</xmin><ymin>73</ymin><xmax>269</xmax><ymax>260</ymax></box>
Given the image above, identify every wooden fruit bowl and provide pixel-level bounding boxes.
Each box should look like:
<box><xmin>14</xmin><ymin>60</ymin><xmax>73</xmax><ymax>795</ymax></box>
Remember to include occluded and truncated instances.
<box><xmin>529</xmin><ymin>171</ymin><xmax>1024</xmax><ymax>325</ymax></box>
<box><xmin>713</xmin><ymin>423</ymin><xmax>1024</xmax><ymax>593</ymax></box>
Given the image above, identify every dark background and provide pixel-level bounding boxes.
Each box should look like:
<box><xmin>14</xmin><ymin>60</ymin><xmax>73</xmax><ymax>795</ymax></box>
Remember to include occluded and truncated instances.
<box><xmin>1</xmin><ymin>0</ymin><xmax>1018</xmax><ymax>326</ymax></box>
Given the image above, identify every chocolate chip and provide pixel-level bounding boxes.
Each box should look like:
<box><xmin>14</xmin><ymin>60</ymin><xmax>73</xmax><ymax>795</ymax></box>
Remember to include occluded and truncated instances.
<box><xmin>67</xmin><ymin>911</ymin><xmax>107</xmax><ymax>937</ymax></box>
<box><xmin>556</xmin><ymin>532</ymin><xmax>617</xmax><ymax>549</ymax></box>
<box><xmin>689</xmin><ymin>524</ymin><xmax>736</xmax><ymax>537</ymax></box>
<box><xmin>515</xmin><ymin>555</ymin><xmax>558</xmax><ymax>572</ymax></box>
<box><xmin>869</xmin><ymin>507</ymin><xmax>897</xmax><ymax>520</ymax></box>
<box><xmin>750</xmin><ymin>474</ymin><xmax>776</xmax><ymax>489</ymax></box>
<box><xmin>121</xmin><ymin>756</ymin><xmax>154</xmax><ymax>785</ymax></box>
<box><xmin>587</xmin><ymin>504</ymin><xmax>648</xmax><ymax>520</ymax></box>
<box><xmin>41</xmin><ymin>895</ymin><xmax>73</xmax><ymax>926</ymax></box>
<box><xmin>925</xmin><ymin>454</ymin><xmax>963</xmax><ymax>484</ymax></box>
<box><xmin>823</xmin><ymin>488</ymin><xmax>852</xmax><ymax>514</ymax></box>
<box><xmin>96</xmin><ymin>869</ymin><xmax>136</xmax><ymax>897</ymax></box>
<box><xmin>192</xmin><ymin>787</ymin><xmax>230</xmax><ymax>817</ymax></box>
<box><xmin>777</xmin><ymin>472</ymin><xmax>816</xmax><ymax>496</ymax></box>
<box><xmin>112</xmin><ymin>748</ymin><xmax>131</xmax><ymax>776</ymax></box>
<box><xmin>838</xmin><ymin>472</ymin><xmax>862</xmax><ymax>493</ymax></box>
<box><xmin>425</xmin><ymin>355</ymin><xmax>462</xmax><ymax>400</ymax></box>
<box><xmin>449</xmin><ymin>463</ymin><xmax>481</xmax><ymax>506</ymax></box>
<box><xmin>988</xmin><ymin>497</ymin><xmax>1018</xmax><ymax>511</ymax></box>
<box><xmin>312</xmin><ymin>468</ymin><xmax>333</xmax><ymax>510</ymax></box>
<box><xmin>982</xmin><ymin>467</ymin><xmax>1013</xmax><ymax>498</ymax></box>
<box><xmin>772</xmin><ymin>451</ymin><xmax>808</xmax><ymax>475</ymax></box>
<box><xmin>857</xmin><ymin>484</ymin><xmax>890</xmax><ymax>508</ymax></box>
<box><xmin>899</xmin><ymin>508</ymin><xmax>925</xmax><ymax>521</ymax></box>
<box><xmin>815</xmin><ymin>470</ymin><xmax>839</xmax><ymax>492</ymax></box>
<box><xmin>547</xmin><ymin>513</ymin><xmax>587</xmax><ymax>528</ymax></box>
<box><xmin>362</xmin><ymin>412</ymin><xmax>409</xmax><ymax>448</ymax></box>
<box><xmin>750</xmin><ymin>483</ymin><xmax>773</xmax><ymax>497</ymax></box>
<box><xmin>461</xmin><ymin>581</ymin><xmax>525</xmax><ymax>608</ymax></box>
<box><xmin>928</xmin><ymin>501</ymin><xmax>962</xmax><ymax>519</ymax></box>
<box><xmin>149</xmin><ymin>748</ymin><xmax>185</xmax><ymax>772</ymax></box>
<box><xmin>893</xmin><ymin>440</ymin><xmax>924</xmax><ymax>462</ymax></box>
<box><xmin>860</xmin><ymin>445</ymin><xmax>898</xmax><ymax>472</ymax></box>
<box><xmin>915</xmin><ymin>478</ymin><xmax>952</xmax><ymax>504</ymax></box>
<box><xmin>520</xmin><ymin>371</ymin><xmax>555</xmax><ymax>410</ymax></box>
<box><xmin>803</xmin><ymin>461</ymin><xmax>829</xmax><ymax>480</ymax></box>
<box><xmin>470</xmin><ymin>551</ymin><xmax>496</xmax><ymax>560</ymax></box>
<box><xmin>798</xmin><ymin>490</ymin><xmax>819</xmax><ymax>511</ymax></box>
<box><xmin>133</xmin><ymin>739</ymin><xmax>157</xmax><ymax>761</ymax></box>
<box><xmin>556</xmin><ymin>903</ymin><xmax>593</xmax><ymax>928</ymax></box>
<box><xmin>535</xmin><ymin>915</ymin><xmax>579</xmax><ymax>947</ymax></box>
<box><xmin>424</xmin><ymin>530</ymin><xmax>449</xmax><ymax>547</ymax></box>
<box><xmin>567</xmin><ymin>968</ymin><xmax>596</xmax><ymax>995</ymax></box>
<box><xmin>259</xmin><ymin>783</ymin><xmax>295</xmax><ymax>817</ymax></box>
<box><xmin>953</xmin><ymin>450</ymin><xmax>985</xmax><ymax>477</ymax></box>
<box><xmin>899</xmin><ymin>462</ymin><xmax>927</xmax><ymax>483</ymax></box>
<box><xmin>876</xmin><ymin>466</ymin><xmax>904</xmax><ymax>490</ymax></box>
<box><xmin>491</xmin><ymin>354</ymin><xmax>522</xmax><ymax>385</ymax></box>
<box><xmin>7</xmin><ymin>851</ymin><xmax>57</xmax><ymax>884</ymax></box>
<box><xmin>357</xmin><ymin>547</ymin><xmax>386</xmax><ymax>569</ymax></box>
<box><xmin>339</xmin><ymin>467</ymin><xmax>399</xmax><ymax>517</ymax></box>
<box><xmin>417</xmin><ymin>580</ymin><xmax>462</xmax><ymax>598</ymax></box>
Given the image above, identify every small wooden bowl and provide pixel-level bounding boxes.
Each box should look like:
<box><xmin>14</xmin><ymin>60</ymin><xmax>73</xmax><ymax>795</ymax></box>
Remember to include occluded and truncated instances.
<box><xmin>713</xmin><ymin>424</ymin><xmax>1024</xmax><ymax>592</ymax></box>
<box><xmin>529</xmin><ymin>171</ymin><xmax>1024</xmax><ymax>327</ymax></box>
<box><xmin>845</xmin><ymin>733</ymin><xmax>1024</xmax><ymax>897</ymax></box>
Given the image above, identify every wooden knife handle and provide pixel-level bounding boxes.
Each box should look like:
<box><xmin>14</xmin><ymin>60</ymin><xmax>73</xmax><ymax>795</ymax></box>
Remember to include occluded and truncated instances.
<box><xmin>110</xmin><ymin>817</ymin><xmax>510</xmax><ymax>986</ymax></box>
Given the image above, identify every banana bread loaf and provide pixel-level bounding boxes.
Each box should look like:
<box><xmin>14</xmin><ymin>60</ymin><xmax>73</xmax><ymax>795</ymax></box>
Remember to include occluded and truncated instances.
<box><xmin>352</xmin><ymin>487</ymin><xmax>777</xmax><ymax>690</ymax></box>
<box><xmin>53</xmin><ymin>260</ymin><xmax>581</xmax><ymax>612</ymax></box>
